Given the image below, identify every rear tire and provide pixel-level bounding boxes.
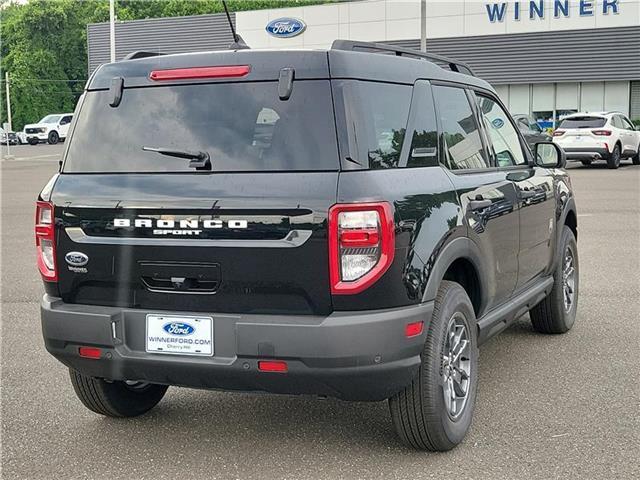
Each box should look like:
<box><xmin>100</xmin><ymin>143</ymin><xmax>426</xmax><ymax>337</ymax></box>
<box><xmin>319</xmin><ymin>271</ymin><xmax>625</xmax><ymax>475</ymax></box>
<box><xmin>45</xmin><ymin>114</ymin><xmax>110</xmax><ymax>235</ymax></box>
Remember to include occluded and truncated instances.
<box><xmin>530</xmin><ymin>226</ymin><xmax>579</xmax><ymax>334</ymax></box>
<box><xmin>47</xmin><ymin>130</ymin><xmax>59</xmax><ymax>145</ymax></box>
<box><xmin>606</xmin><ymin>145</ymin><xmax>621</xmax><ymax>169</ymax></box>
<box><xmin>389</xmin><ymin>281</ymin><xmax>478</xmax><ymax>451</ymax></box>
<box><xmin>580</xmin><ymin>160</ymin><xmax>592</xmax><ymax>166</ymax></box>
<box><xmin>632</xmin><ymin>148</ymin><xmax>640</xmax><ymax>165</ymax></box>
<box><xmin>69</xmin><ymin>369</ymin><xmax>168</xmax><ymax>417</ymax></box>
<box><xmin>28</xmin><ymin>138</ymin><xmax>38</xmax><ymax>145</ymax></box>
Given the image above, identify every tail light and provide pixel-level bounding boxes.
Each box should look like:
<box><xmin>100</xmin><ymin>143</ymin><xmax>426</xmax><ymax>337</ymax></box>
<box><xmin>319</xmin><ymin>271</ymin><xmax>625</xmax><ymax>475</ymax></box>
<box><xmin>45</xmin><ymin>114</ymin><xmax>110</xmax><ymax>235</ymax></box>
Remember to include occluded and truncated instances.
<box><xmin>328</xmin><ymin>202</ymin><xmax>395</xmax><ymax>295</ymax></box>
<box><xmin>552</xmin><ymin>130</ymin><xmax>565</xmax><ymax>137</ymax></box>
<box><xmin>591</xmin><ymin>130</ymin><xmax>612</xmax><ymax>136</ymax></box>
<box><xmin>35</xmin><ymin>201</ymin><xmax>57</xmax><ymax>281</ymax></box>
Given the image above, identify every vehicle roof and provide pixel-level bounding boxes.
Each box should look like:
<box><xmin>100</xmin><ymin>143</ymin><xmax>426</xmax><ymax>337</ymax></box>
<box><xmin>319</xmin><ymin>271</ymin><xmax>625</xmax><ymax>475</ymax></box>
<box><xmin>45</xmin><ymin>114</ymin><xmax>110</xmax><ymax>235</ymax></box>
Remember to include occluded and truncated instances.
<box><xmin>87</xmin><ymin>46</ymin><xmax>493</xmax><ymax>92</ymax></box>
<box><xmin>563</xmin><ymin>111</ymin><xmax>623</xmax><ymax>118</ymax></box>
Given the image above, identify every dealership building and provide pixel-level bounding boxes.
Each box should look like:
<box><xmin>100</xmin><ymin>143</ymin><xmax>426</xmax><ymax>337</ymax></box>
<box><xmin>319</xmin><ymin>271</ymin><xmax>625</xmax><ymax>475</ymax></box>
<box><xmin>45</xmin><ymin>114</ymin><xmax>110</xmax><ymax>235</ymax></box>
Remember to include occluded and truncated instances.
<box><xmin>88</xmin><ymin>0</ymin><xmax>640</xmax><ymax>125</ymax></box>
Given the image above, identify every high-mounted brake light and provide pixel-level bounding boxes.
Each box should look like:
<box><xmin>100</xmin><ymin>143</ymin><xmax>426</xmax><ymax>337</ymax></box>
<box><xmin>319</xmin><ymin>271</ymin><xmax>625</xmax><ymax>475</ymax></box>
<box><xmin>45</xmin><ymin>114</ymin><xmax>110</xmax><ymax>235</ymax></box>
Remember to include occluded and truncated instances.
<box><xmin>591</xmin><ymin>130</ymin><xmax>612</xmax><ymax>136</ymax></box>
<box><xmin>149</xmin><ymin>65</ymin><xmax>251</xmax><ymax>81</ymax></box>
<box><xmin>329</xmin><ymin>202</ymin><xmax>395</xmax><ymax>295</ymax></box>
<box><xmin>552</xmin><ymin>130</ymin><xmax>565</xmax><ymax>137</ymax></box>
<box><xmin>35</xmin><ymin>201</ymin><xmax>57</xmax><ymax>281</ymax></box>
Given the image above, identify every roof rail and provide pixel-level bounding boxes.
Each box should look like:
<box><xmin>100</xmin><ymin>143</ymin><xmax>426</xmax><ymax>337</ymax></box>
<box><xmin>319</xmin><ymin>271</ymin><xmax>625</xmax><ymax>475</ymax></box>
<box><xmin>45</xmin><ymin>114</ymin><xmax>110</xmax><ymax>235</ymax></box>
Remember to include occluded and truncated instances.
<box><xmin>330</xmin><ymin>40</ymin><xmax>475</xmax><ymax>76</ymax></box>
<box><xmin>122</xmin><ymin>51</ymin><xmax>167</xmax><ymax>61</ymax></box>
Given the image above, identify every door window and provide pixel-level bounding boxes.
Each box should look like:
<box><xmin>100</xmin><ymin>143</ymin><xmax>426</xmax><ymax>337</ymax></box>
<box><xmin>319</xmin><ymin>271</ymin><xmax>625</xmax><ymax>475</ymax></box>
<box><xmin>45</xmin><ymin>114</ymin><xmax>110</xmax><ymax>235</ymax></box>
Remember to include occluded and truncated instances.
<box><xmin>433</xmin><ymin>85</ymin><xmax>489</xmax><ymax>170</ymax></box>
<box><xmin>621</xmin><ymin>116</ymin><xmax>635</xmax><ymax>131</ymax></box>
<box><xmin>475</xmin><ymin>94</ymin><xmax>527</xmax><ymax>167</ymax></box>
<box><xmin>60</xmin><ymin>115</ymin><xmax>72</xmax><ymax>125</ymax></box>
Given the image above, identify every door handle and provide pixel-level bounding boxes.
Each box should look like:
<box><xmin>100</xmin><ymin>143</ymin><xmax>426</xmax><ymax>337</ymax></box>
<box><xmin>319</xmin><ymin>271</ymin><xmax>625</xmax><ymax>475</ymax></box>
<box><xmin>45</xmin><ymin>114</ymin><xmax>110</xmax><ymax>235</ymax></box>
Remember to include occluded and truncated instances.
<box><xmin>469</xmin><ymin>199</ymin><xmax>492</xmax><ymax>210</ymax></box>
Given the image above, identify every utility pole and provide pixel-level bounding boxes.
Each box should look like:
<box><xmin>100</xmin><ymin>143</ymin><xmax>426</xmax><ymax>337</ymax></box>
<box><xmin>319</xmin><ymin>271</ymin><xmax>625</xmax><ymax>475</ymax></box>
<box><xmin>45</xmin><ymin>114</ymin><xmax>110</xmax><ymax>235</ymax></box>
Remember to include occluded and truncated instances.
<box><xmin>420</xmin><ymin>0</ymin><xmax>427</xmax><ymax>52</ymax></box>
<box><xmin>4</xmin><ymin>71</ymin><xmax>13</xmax><ymax>159</ymax></box>
<box><xmin>109</xmin><ymin>0</ymin><xmax>116</xmax><ymax>63</ymax></box>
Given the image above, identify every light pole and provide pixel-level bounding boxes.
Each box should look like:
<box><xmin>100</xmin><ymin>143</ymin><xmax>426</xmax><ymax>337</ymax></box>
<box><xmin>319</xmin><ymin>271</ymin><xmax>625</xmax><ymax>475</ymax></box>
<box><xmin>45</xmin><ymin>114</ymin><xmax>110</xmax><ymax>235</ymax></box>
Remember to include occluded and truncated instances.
<box><xmin>3</xmin><ymin>71</ymin><xmax>13</xmax><ymax>159</ymax></box>
<box><xmin>420</xmin><ymin>0</ymin><xmax>426</xmax><ymax>52</ymax></box>
<box><xmin>110</xmin><ymin>0</ymin><xmax>116</xmax><ymax>63</ymax></box>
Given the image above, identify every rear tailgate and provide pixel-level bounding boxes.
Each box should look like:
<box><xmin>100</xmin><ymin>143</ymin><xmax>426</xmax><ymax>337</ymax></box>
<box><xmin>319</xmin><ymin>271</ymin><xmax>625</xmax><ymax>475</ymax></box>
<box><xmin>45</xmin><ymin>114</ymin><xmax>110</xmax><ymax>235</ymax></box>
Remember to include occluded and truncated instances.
<box><xmin>52</xmin><ymin>56</ymin><xmax>339</xmax><ymax>316</ymax></box>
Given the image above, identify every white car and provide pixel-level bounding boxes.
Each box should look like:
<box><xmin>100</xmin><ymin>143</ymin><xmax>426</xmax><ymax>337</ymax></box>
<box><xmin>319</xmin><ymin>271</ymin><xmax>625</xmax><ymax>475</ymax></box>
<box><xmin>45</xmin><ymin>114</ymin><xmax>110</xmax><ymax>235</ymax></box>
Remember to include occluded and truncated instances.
<box><xmin>23</xmin><ymin>113</ymin><xmax>74</xmax><ymax>145</ymax></box>
<box><xmin>552</xmin><ymin>112</ymin><xmax>640</xmax><ymax>169</ymax></box>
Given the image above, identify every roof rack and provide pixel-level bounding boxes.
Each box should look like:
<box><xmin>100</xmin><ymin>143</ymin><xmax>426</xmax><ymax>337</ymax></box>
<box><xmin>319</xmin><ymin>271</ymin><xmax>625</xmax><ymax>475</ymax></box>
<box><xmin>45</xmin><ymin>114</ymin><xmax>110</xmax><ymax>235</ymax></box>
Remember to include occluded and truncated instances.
<box><xmin>331</xmin><ymin>40</ymin><xmax>475</xmax><ymax>76</ymax></box>
<box><xmin>122</xmin><ymin>51</ymin><xmax>167</xmax><ymax>61</ymax></box>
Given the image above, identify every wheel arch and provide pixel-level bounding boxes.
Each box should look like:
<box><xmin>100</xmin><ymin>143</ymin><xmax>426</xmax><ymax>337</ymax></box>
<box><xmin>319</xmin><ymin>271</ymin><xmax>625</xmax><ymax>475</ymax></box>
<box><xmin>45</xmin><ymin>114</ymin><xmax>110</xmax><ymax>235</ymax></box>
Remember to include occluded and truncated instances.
<box><xmin>422</xmin><ymin>236</ymin><xmax>487</xmax><ymax>318</ymax></box>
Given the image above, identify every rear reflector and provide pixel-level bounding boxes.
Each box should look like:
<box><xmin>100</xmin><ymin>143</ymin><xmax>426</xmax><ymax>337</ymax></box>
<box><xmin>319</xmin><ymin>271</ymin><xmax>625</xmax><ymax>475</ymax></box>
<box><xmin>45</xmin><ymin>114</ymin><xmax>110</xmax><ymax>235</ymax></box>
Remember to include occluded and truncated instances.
<box><xmin>405</xmin><ymin>321</ymin><xmax>424</xmax><ymax>338</ymax></box>
<box><xmin>78</xmin><ymin>347</ymin><xmax>101</xmax><ymax>359</ymax></box>
<box><xmin>150</xmin><ymin>65</ymin><xmax>251</xmax><ymax>81</ymax></box>
<box><xmin>258</xmin><ymin>361</ymin><xmax>288</xmax><ymax>373</ymax></box>
<box><xmin>591</xmin><ymin>130</ymin><xmax>612</xmax><ymax>136</ymax></box>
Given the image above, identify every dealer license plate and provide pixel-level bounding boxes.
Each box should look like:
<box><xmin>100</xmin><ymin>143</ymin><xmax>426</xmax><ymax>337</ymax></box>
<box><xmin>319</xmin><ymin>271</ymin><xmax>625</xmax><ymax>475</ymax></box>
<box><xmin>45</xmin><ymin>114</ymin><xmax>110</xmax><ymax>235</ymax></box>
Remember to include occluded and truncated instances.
<box><xmin>146</xmin><ymin>314</ymin><xmax>213</xmax><ymax>356</ymax></box>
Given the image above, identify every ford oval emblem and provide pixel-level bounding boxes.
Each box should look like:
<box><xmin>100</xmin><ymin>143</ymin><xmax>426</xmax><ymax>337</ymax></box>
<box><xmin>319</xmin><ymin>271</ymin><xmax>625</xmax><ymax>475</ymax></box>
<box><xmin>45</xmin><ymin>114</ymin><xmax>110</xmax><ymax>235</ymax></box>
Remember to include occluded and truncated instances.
<box><xmin>65</xmin><ymin>251</ymin><xmax>89</xmax><ymax>267</ymax></box>
<box><xmin>266</xmin><ymin>17</ymin><xmax>306</xmax><ymax>38</ymax></box>
<box><xmin>492</xmin><ymin>118</ymin><xmax>505</xmax><ymax>128</ymax></box>
<box><xmin>163</xmin><ymin>322</ymin><xmax>195</xmax><ymax>336</ymax></box>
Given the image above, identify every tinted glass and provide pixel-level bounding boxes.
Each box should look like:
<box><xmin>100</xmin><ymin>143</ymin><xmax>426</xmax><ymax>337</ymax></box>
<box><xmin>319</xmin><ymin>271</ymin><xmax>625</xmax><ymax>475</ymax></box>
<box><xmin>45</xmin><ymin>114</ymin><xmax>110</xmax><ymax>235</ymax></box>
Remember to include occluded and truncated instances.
<box><xmin>408</xmin><ymin>83</ymin><xmax>438</xmax><ymax>168</ymax></box>
<box><xmin>41</xmin><ymin>115</ymin><xmax>61</xmax><ymax>124</ymax></box>
<box><xmin>335</xmin><ymin>80</ymin><xmax>411</xmax><ymax>169</ymax></box>
<box><xmin>621</xmin><ymin>116</ymin><xmax>635</xmax><ymax>130</ymax></box>
<box><xmin>476</xmin><ymin>94</ymin><xmax>526</xmax><ymax>167</ymax></box>
<box><xmin>559</xmin><ymin>117</ymin><xmax>606</xmax><ymax>128</ymax></box>
<box><xmin>64</xmin><ymin>81</ymin><xmax>339</xmax><ymax>173</ymax></box>
<box><xmin>433</xmin><ymin>85</ymin><xmax>489</xmax><ymax>170</ymax></box>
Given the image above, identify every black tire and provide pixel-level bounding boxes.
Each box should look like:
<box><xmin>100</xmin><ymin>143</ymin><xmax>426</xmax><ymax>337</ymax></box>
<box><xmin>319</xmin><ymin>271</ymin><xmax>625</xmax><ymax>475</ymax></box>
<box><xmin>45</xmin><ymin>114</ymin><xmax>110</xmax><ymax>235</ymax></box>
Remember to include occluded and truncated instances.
<box><xmin>47</xmin><ymin>130</ymin><xmax>59</xmax><ymax>145</ymax></box>
<box><xmin>632</xmin><ymin>148</ymin><xmax>640</xmax><ymax>165</ymax></box>
<box><xmin>69</xmin><ymin>369</ymin><xmax>168</xmax><ymax>417</ymax></box>
<box><xmin>530</xmin><ymin>226</ymin><xmax>579</xmax><ymax>334</ymax></box>
<box><xmin>389</xmin><ymin>281</ymin><xmax>478</xmax><ymax>451</ymax></box>
<box><xmin>606</xmin><ymin>144</ymin><xmax>621</xmax><ymax>169</ymax></box>
<box><xmin>28</xmin><ymin>138</ymin><xmax>38</xmax><ymax>145</ymax></box>
<box><xmin>580</xmin><ymin>160</ymin><xmax>592</xmax><ymax>166</ymax></box>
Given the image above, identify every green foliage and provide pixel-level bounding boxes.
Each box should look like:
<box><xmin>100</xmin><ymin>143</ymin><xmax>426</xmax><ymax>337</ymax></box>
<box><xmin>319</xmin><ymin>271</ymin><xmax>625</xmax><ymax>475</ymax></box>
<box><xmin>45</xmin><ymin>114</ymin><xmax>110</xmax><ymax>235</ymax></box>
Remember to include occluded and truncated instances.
<box><xmin>1</xmin><ymin>0</ymin><xmax>334</xmax><ymax>130</ymax></box>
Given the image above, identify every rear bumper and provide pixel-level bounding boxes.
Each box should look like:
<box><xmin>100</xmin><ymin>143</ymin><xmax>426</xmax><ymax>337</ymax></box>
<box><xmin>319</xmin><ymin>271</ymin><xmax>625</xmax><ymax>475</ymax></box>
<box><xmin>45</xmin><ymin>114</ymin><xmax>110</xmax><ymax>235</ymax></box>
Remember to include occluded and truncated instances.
<box><xmin>562</xmin><ymin>147</ymin><xmax>610</xmax><ymax>161</ymax></box>
<box><xmin>41</xmin><ymin>295</ymin><xmax>433</xmax><ymax>401</ymax></box>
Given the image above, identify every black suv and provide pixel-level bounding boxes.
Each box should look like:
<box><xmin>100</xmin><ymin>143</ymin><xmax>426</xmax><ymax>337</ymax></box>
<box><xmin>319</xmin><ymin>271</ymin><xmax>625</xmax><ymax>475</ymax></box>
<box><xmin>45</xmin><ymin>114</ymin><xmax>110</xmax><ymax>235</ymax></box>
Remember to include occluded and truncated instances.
<box><xmin>38</xmin><ymin>41</ymin><xmax>579</xmax><ymax>451</ymax></box>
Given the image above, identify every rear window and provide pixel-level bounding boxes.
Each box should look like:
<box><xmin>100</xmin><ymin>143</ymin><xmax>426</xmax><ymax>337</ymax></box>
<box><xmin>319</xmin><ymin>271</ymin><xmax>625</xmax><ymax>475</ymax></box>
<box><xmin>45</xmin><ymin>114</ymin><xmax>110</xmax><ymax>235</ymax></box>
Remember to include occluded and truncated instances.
<box><xmin>559</xmin><ymin>116</ymin><xmax>607</xmax><ymax>129</ymax></box>
<box><xmin>63</xmin><ymin>81</ymin><xmax>339</xmax><ymax>173</ymax></box>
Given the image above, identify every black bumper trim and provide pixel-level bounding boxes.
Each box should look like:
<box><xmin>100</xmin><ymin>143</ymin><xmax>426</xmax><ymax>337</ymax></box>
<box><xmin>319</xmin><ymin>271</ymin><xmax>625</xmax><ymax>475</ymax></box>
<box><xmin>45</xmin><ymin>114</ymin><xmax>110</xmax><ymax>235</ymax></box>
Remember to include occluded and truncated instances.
<box><xmin>41</xmin><ymin>296</ymin><xmax>434</xmax><ymax>401</ymax></box>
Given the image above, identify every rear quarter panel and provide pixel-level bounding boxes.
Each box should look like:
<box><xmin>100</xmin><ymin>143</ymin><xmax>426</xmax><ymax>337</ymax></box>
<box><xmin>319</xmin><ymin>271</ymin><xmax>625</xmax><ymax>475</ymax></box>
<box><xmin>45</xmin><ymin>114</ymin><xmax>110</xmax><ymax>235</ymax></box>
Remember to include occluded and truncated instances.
<box><xmin>333</xmin><ymin>167</ymin><xmax>463</xmax><ymax>310</ymax></box>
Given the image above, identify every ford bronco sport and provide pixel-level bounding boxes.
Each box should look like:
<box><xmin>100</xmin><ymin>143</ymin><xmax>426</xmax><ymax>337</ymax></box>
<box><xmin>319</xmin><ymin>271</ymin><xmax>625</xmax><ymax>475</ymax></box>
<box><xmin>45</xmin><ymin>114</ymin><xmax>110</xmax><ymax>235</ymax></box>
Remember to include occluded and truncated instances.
<box><xmin>38</xmin><ymin>41</ymin><xmax>579</xmax><ymax>451</ymax></box>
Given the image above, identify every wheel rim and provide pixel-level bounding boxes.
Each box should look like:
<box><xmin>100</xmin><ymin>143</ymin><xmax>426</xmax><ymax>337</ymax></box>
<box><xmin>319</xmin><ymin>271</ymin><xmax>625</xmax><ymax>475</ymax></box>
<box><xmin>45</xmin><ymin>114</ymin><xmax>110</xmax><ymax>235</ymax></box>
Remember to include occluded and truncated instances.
<box><xmin>442</xmin><ymin>313</ymin><xmax>472</xmax><ymax>420</ymax></box>
<box><xmin>562</xmin><ymin>246</ymin><xmax>576</xmax><ymax>312</ymax></box>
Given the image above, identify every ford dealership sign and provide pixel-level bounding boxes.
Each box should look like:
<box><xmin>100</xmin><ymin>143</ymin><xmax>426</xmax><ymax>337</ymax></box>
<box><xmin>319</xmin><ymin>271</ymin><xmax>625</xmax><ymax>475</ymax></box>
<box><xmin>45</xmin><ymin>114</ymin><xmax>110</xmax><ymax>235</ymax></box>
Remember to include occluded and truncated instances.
<box><xmin>266</xmin><ymin>18</ymin><xmax>306</xmax><ymax>38</ymax></box>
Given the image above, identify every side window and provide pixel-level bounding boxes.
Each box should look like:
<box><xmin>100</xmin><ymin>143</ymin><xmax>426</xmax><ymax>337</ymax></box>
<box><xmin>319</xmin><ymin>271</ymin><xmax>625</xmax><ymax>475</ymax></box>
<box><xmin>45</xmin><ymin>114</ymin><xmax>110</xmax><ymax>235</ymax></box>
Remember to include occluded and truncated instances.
<box><xmin>60</xmin><ymin>115</ymin><xmax>72</xmax><ymax>125</ymax></box>
<box><xmin>621</xmin><ymin>116</ymin><xmax>635</xmax><ymax>130</ymax></box>
<box><xmin>433</xmin><ymin>85</ymin><xmax>489</xmax><ymax>170</ymax></box>
<box><xmin>336</xmin><ymin>80</ymin><xmax>411</xmax><ymax>170</ymax></box>
<box><xmin>407</xmin><ymin>83</ymin><xmax>438</xmax><ymax>168</ymax></box>
<box><xmin>611</xmin><ymin>116</ymin><xmax>623</xmax><ymax>128</ymax></box>
<box><xmin>475</xmin><ymin>94</ymin><xmax>527</xmax><ymax>167</ymax></box>
<box><xmin>516</xmin><ymin>118</ymin><xmax>530</xmax><ymax>132</ymax></box>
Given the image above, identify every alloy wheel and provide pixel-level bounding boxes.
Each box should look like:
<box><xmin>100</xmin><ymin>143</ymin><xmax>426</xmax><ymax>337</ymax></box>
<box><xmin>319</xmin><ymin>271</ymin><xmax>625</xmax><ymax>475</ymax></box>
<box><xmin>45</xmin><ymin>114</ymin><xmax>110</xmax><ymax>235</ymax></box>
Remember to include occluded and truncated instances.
<box><xmin>442</xmin><ymin>313</ymin><xmax>472</xmax><ymax>420</ymax></box>
<box><xmin>562</xmin><ymin>245</ymin><xmax>576</xmax><ymax>312</ymax></box>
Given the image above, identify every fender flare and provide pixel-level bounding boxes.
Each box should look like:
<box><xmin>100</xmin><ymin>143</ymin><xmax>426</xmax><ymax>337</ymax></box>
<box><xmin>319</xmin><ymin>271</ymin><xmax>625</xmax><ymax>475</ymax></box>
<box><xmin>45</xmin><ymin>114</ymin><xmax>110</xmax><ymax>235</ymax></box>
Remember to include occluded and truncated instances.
<box><xmin>421</xmin><ymin>236</ymin><xmax>489</xmax><ymax>315</ymax></box>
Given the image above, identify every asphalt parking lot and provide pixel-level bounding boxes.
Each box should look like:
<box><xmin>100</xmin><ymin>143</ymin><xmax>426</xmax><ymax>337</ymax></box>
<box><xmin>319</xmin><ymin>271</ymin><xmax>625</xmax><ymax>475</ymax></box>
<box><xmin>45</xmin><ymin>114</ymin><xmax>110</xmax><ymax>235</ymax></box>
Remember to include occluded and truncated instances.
<box><xmin>1</xmin><ymin>145</ymin><xmax>639</xmax><ymax>480</ymax></box>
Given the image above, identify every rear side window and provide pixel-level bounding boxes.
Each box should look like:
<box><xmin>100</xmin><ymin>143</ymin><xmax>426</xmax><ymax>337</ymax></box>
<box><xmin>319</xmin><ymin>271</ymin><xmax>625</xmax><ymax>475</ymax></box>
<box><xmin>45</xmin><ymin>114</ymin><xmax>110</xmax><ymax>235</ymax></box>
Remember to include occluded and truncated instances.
<box><xmin>433</xmin><ymin>85</ymin><xmax>489</xmax><ymax>170</ymax></box>
<box><xmin>64</xmin><ymin>81</ymin><xmax>339</xmax><ymax>173</ymax></box>
<box><xmin>559</xmin><ymin>116</ymin><xmax>607</xmax><ymax>129</ymax></box>
<box><xmin>334</xmin><ymin>80</ymin><xmax>411</xmax><ymax>169</ymax></box>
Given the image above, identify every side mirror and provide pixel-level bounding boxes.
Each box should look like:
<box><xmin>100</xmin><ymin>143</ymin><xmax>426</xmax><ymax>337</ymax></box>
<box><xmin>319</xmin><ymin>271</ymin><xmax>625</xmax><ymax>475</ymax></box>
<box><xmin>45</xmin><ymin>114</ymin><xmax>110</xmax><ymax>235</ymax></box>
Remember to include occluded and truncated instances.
<box><xmin>534</xmin><ymin>142</ymin><xmax>566</xmax><ymax>169</ymax></box>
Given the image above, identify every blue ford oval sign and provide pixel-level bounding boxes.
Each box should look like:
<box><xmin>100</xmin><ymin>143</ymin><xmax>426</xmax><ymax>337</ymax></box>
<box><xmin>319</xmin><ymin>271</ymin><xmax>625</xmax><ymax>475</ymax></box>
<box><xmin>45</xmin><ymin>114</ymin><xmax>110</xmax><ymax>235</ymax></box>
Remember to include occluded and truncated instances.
<box><xmin>492</xmin><ymin>118</ymin><xmax>505</xmax><ymax>129</ymax></box>
<box><xmin>163</xmin><ymin>322</ymin><xmax>195</xmax><ymax>336</ymax></box>
<box><xmin>266</xmin><ymin>18</ymin><xmax>306</xmax><ymax>38</ymax></box>
<box><xmin>65</xmin><ymin>251</ymin><xmax>89</xmax><ymax>267</ymax></box>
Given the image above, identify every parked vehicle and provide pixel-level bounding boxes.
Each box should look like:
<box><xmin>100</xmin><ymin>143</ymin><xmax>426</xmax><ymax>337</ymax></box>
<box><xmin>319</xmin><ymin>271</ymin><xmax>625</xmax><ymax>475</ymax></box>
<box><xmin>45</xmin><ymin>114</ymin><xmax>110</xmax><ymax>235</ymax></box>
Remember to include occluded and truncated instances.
<box><xmin>16</xmin><ymin>131</ymin><xmax>27</xmax><ymax>144</ymax></box>
<box><xmin>553</xmin><ymin>112</ymin><xmax>640</xmax><ymax>168</ymax></box>
<box><xmin>513</xmin><ymin>114</ymin><xmax>552</xmax><ymax>149</ymax></box>
<box><xmin>24</xmin><ymin>113</ymin><xmax>73</xmax><ymax>145</ymax></box>
<box><xmin>37</xmin><ymin>42</ymin><xmax>579</xmax><ymax>451</ymax></box>
<box><xmin>0</xmin><ymin>128</ymin><xmax>19</xmax><ymax>145</ymax></box>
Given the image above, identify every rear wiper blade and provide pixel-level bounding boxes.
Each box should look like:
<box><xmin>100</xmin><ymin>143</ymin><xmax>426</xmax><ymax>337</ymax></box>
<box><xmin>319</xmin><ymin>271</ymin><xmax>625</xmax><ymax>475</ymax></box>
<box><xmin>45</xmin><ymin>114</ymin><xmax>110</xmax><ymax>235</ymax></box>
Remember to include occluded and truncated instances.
<box><xmin>142</xmin><ymin>146</ymin><xmax>211</xmax><ymax>170</ymax></box>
